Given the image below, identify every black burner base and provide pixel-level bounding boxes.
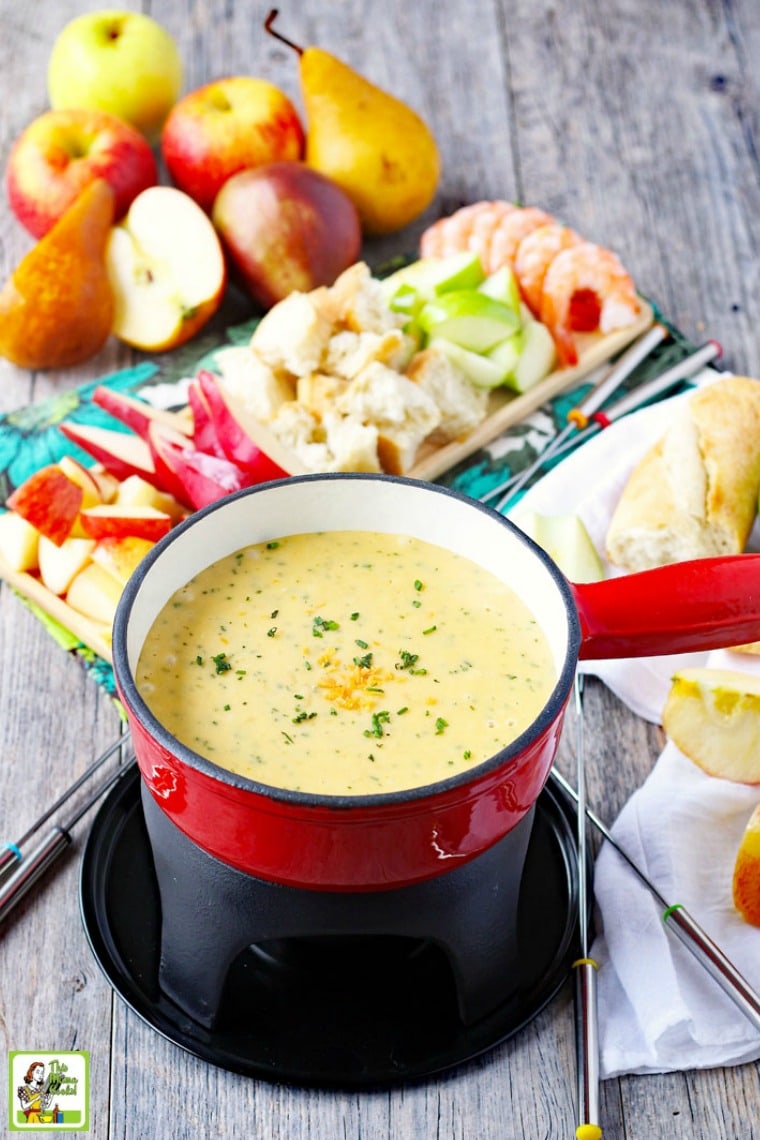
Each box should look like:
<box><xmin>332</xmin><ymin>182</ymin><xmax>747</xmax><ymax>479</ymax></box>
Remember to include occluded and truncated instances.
<box><xmin>141</xmin><ymin>783</ymin><xmax>535</xmax><ymax>1029</ymax></box>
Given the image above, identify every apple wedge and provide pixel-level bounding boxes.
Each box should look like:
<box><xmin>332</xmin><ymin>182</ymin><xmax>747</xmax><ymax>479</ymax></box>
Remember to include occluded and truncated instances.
<box><xmin>92</xmin><ymin>384</ymin><xmax>192</xmax><ymax>437</ymax></box>
<box><xmin>733</xmin><ymin>803</ymin><xmax>760</xmax><ymax>926</ymax></box>
<box><xmin>419</xmin><ymin>290</ymin><xmax>520</xmax><ymax>353</ymax></box>
<box><xmin>59</xmin><ymin>421</ymin><xmax>158</xmax><ymax>485</ymax></box>
<box><xmin>79</xmin><ymin>504</ymin><xmax>173</xmax><ymax>542</ymax></box>
<box><xmin>106</xmin><ymin>185</ymin><xmax>226</xmax><ymax>352</ymax></box>
<box><xmin>513</xmin><ymin>510</ymin><xmax>604</xmax><ymax>583</ymax></box>
<box><xmin>115</xmin><ymin>473</ymin><xmax>186</xmax><ymax>522</ymax></box>
<box><xmin>91</xmin><ymin>536</ymin><xmax>156</xmax><ymax>585</ymax></box>
<box><xmin>7</xmin><ymin>464</ymin><xmax>83</xmax><ymax>546</ymax></box>
<box><xmin>66</xmin><ymin>560</ymin><xmax>124</xmax><ymax>626</ymax></box>
<box><xmin>0</xmin><ymin>510</ymin><xmax>39</xmax><ymax>572</ymax></box>
<box><xmin>148</xmin><ymin>421</ymin><xmax>259</xmax><ymax>510</ymax></box>
<box><xmin>38</xmin><ymin>533</ymin><xmax>96</xmax><ymax>595</ymax></box>
<box><xmin>662</xmin><ymin>667</ymin><xmax>760</xmax><ymax>783</ymax></box>
<box><xmin>187</xmin><ymin>379</ymin><xmax>229</xmax><ymax>459</ymax></box>
<box><xmin>58</xmin><ymin>455</ymin><xmax>103</xmax><ymax>507</ymax></box>
<box><xmin>196</xmin><ymin>370</ymin><xmax>297</xmax><ymax>478</ymax></box>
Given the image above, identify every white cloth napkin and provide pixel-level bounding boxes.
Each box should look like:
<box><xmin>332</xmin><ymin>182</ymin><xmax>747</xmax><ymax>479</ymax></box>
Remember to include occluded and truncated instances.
<box><xmin>513</xmin><ymin>371</ymin><xmax>760</xmax><ymax>1076</ymax></box>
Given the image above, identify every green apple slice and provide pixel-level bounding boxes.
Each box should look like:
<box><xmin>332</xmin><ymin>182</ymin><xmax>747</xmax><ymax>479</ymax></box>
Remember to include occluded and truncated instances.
<box><xmin>428</xmin><ymin>337</ymin><xmax>510</xmax><ymax>388</ymax></box>
<box><xmin>382</xmin><ymin>251</ymin><xmax>485</xmax><ymax>304</ymax></box>
<box><xmin>478</xmin><ymin>266</ymin><xmax>522</xmax><ymax>315</ymax></box>
<box><xmin>419</xmin><ymin>291</ymin><xmax>520</xmax><ymax>353</ymax></box>
<box><xmin>504</xmin><ymin>320</ymin><xmax>557</xmax><ymax>392</ymax></box>
<box><xmin>486</xmin><ymin>331</ymin><xmax>522</xmax><ymax>381</ymax></box>
<box><xmin>514</xmin><ymin>510</ymin><xmax>604</xmax><ymax>582</ymax></box>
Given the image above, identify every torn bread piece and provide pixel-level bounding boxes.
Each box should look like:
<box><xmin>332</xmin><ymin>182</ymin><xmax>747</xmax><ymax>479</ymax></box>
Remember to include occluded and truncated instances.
<box><xmin>606</xmin><ymin>376</ymin><xmax>760</xmax><ymax>571</ymax></box>
<box><xmin>296</xmin><ymin>372</ymin><xmax>350</xmax><ymax>418</ymax></box>
<box><xmin>215</xmin><ymin>345</ymin><xmax>295</xmax><ymax>423</ymax></box>
<box><xmin>337</xmin><ymin>361</ymin><xmax>442</xmax><ymax>474</ymax></box>
<box><xmin>405</xmin><ymin>346</ymin><xmax>490</xmax><ymax>441</ymax></box>
<box><xmin>322</xmin><ymin>412</ymin><xmax>382</xmax><ymax>473</ymax></box>
<box><xmin>268</xmin><ymin>402</ymin><xmax>331</xmax><ymax>472</ymax></box>
<box><xmin>250</xmin><ymin>290</ymin><xmax>335</xmax><ymax>377</ymax></box>
<box><xmin>325</xmin><ymin>328</ymin><xmax>416</xmax><ymax>379</ymax></box>
<box><xmin>330</xmin><ymin>262</ymin><xmax>407</xmax><ymax>335</ymax></box>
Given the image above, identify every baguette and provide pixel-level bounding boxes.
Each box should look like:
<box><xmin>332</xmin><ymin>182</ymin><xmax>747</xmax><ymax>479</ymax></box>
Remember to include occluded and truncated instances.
<box><xmin>606</xmin><ymin>376</ymin><xmax>760</xmax><ymax>571</ymax></box>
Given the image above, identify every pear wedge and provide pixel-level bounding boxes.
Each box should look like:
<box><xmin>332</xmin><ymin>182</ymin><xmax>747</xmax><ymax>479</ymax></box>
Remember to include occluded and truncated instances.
<box><xmin>662</xmin><ymin>667</ymin><xmax>760</xmax><ymax>783</ymax></box>
<box><xmin>733</xmin><ymin>803</ymin><xmax>760</xmax><ymax>925</ymax></box>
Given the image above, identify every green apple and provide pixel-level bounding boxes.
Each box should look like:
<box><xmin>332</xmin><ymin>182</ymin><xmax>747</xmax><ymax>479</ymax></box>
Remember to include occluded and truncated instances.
<box><xmin>478</xmin><ymin>265</ymin><xmax>522</xmax><ymax>315</ymax></box>
<box><xmin>505</xmin><ymin>320</ymin><xmax>557</xmax><ymax>392</ymax></box>
<box><xmin>419</xmin><ymin>290</ymin><xmax>520</xmax><ymax>352</ymax></box>
<box><xmin>486</xmin><ymin>332</ymin><xmax>522</xmax><ymax>383</ymax></box>
<box><xmin>428</xmin><ymin>337</ymin><xmax>509</xmax><ymax>389</ymax></box>
<box><xmin>47</xmin><ymin>10</ymin><xmax>183</xmax><ymax>143</ymax></box>
<box><xmin>514</xmin><ymin>511</ymin><xmax>604</xmax><ymax>582</ymax></box>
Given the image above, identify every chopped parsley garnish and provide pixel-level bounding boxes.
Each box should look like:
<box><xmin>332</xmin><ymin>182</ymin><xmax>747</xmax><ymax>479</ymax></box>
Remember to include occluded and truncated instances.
<box><xmin>212</xmin><ymin>652</ymin><xmax>232</xmax><ymax>674</ymax></box>
<box><xmin>396</xmin><ymin>649</ymin><xmax>427</xmax><ymax>675</ymax></box>
<box><xmin>353</xmin><ymin>652</ymin><xmax>373</xmax><ymax>669</ymax></box>
<box><xmin>435</xmin><ymin>717</ymin><xmax>448</xmax><ymax>735</ymax></box>
<box><xmin>364</xmin><ymin>710</ymin><xmax>391</xmax><ymax>738</ymax></box>
<box><xmin>312</xmin><ymin>615</ymin><xmax>340</xmax><ymax>637</ymax></box>
<box><xmin>414</xmin><ymin>579</ymin><xmax>424</xmax><ymax>591</ymax></box>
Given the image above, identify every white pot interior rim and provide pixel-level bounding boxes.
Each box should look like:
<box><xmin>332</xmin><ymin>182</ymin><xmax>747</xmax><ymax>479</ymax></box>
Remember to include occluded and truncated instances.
<box><xmin>113</xmin><ymin>473</ymin><xmax>582</xmax><ymax>806</ymax></box>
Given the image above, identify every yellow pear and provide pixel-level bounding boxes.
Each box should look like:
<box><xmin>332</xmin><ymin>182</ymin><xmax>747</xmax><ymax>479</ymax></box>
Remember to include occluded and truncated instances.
<box><xmin>662</xmin><ymin>667</ymin><xmax>760</xmax><ymax>783</ymax></box>
<box><xmin>266</xmin><ymin>12</ymin><xmax>440</xmax><ymax>235</ymax></box>
<box><xmin>0</xmin><ymin>178</ymin><xmax>115</xmax><ymax>369</ymax></box>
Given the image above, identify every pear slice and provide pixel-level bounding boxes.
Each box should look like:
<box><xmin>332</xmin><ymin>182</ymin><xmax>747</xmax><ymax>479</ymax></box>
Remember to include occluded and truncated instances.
<box><xmin>733</xmin><ymin>803</ymin><xmax>760</xmax><ymax>925</ymax></box>
<box><xmin>662</xmin><ymin>667</ymin><xmax>760</xmax><ymax>782</ymax></box>
<box><xmin>513</xmin><ymin>510</ymin><xmax>604</xmax><ymax>583</ymax></box>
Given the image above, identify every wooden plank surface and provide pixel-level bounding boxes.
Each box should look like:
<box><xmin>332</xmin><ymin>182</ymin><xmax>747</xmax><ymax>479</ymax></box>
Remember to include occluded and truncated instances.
<box><xmin>1</xmin><ymin>1</ymin><xmax>760</xmax><ymax>1138</ymax></box>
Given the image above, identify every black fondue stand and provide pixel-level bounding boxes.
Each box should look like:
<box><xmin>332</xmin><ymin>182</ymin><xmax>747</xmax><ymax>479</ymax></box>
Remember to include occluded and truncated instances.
<box><xmin>141</xmin><ymin>783</ymin><xmax>537</xmax><ymax>1030</ymax></box>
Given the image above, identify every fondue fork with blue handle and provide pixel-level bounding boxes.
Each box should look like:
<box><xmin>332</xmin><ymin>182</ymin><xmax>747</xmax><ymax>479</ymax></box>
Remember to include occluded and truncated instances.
<box><xmin>571</xmin><ymin>674</ymin><xmax>603</xmax><ymax>1140</ymax></box>
<box><xmin>552</xmin><ymin>768</ymin><xmax>760</xmax><ymax>1033</ymax></box>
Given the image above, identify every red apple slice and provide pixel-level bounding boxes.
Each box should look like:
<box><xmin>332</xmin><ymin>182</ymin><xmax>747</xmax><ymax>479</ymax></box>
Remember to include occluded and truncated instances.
<box><xmin>196</xmin><ymin>369</ymin><xmax>302</xmax><ymax>478</ymax></box>
<box><xmin>59</xmin><ymin>422</ymin><xmax>158</xmax><ymax>485</ymax></box>
<box><xmin>187</xmin><ymin>379</ymin><xmax>228</xmax><ymax>459</ymax></box>
<box><xmin>92</xmin><ymin>384</ymin><xmax>192</xmax><ymax>438</ymax></box>
<box><xmin>148</xmin><ymin>421</ymin><xmax>258</xmax><ymax>510</ymax></box>
<box><xmin>79</xmin><ymin>504</ymin><xmax>173</xmax><ymax>542</ymax></box>
<box><xmin>58</xmin><ymin>454</ymin><xmax>103</xmax><ymax>507</ymax></box>
<box><xmin>38</xmin><ymin>533</ymin><xmax>96</xmax><ymax>595</ymax></box>
<box><xmin>115</xmin><ymin>473</ymin><xmax>186</xmax><ymax>522</ymax></box>
<box><xmin>7</xmin><ymin>464</ymin><xmax>83</xmax><ymax>546</ymax></box>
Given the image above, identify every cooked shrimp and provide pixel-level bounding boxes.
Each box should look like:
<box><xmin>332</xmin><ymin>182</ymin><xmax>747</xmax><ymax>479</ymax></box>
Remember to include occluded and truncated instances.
<box><xmin>484</xmin><ymin>206</ymin><xmax>555</xmax><ymax>274</ymax></box>
<box><xmin>514</xmin><ymin>222</ymin><xmax>582</xmax><ymax>317</ymax></box>
<box><xmin>419</xmin><ymin>201</ymin><xmax>518</xmax><ymax>270</ymax></box>
<box><xmin>539</xmin><ymin>240</ymin><xmax>640</xmax><ymax>367</ymax></box>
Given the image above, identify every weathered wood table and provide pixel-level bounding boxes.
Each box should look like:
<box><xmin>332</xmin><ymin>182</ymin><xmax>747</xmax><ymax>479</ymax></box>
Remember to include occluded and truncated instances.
<box><xmin>1</xmin><ymin>1</ymin><xmax>759</xmax><ymax>1136</ymax></box>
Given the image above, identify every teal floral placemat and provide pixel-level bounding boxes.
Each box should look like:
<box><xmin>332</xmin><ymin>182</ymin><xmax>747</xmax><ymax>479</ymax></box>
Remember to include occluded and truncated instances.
<box><xmin>0</xmin><ymin>301</ymin><xmax>704</xmax><ymax>696</ymax></box>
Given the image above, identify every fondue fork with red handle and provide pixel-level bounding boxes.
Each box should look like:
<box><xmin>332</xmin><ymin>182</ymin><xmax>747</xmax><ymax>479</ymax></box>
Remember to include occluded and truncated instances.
<box><xmin>552</xmin><ymin>768</ymin><xmax>760</xmax><ymax>1034</ymax></box>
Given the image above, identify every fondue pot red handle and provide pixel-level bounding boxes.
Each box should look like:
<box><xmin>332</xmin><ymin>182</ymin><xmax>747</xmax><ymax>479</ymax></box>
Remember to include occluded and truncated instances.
<box><xmin>571</xmin><ymin>553</ymin><xmax>760</xmax><ymax>659</ymax></box>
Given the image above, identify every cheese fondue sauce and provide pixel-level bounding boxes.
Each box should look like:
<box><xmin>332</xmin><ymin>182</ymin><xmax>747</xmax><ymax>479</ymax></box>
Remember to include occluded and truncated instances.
<box><xmin>135</xmin><ymin>531</ymin><xmax>556</xmax><ymax>795</ymax></box>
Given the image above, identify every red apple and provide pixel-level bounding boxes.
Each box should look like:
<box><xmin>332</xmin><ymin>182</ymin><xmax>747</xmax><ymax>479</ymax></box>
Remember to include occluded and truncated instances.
<box><xmin>161</xmin><ymin>76</ymin><xmax>305</xmax><ymax>212</ymax></box>
<box><xmin>148</xmin><ymin>422</ymin><xmax>258</xmax><ymax>510</ymax></box>
<box><xmin>59</xmin><ymin>422</ymin><xmax>158</xmax><ymax>486</ymax></box>
<box><xmin>92</xmin><ymin>385</ymin><xmax>192</xmax><ymax>439</ymax></box>
<box><xmin>212</xmin><ymin>161</ymin><xmax>362</xmax><ymax>309</ymax></box>
<box><xmin>57</xmin><ymin>455</ymin><xmax>104</xmax><ymax>508</ymax></box>
<box><xmin>7</xmin><ymin>465</ymin><xmax>83</xmax><ymax>546</ymax></box>
<box><xmin>5</xmin><ymin>108</ymin><xmax>158</xmax><ymax>239</ymax></box>
<box><xmin>79</xmin><ymin>504</ymin><xmax>173</xmax><ymax>542</ymax></box>
<box><xmin>106</xmin><ymin>186</ymin><xmax>227</xmax><ymax>352</ymax></box>
<box><xmin>195</xmin><ymin>370</ymin><xmax>296</xmax><ymax>478</ymax></box>
<box><xmin>91</xmin><ymin>535</ymin><xmax>156</xmax><ymax>585</ymax></box>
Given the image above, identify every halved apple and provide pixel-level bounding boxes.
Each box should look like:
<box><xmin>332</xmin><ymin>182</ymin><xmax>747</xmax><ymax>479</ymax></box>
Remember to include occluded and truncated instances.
<box><xmin>7</xmin><ymin>465</ymin><xmax>83</xmax><ymax>546</ymax></box>
<box><xmin>419</xmin><ymin>290</ymin><xmax>520</xmax><ymax>353</ymax></box>
<box><xmin>662</xmin><ymin>668</ymin><xmax>760</xmax><ymax>783</ymax></box>
<box><xmin>106</xmin><ymin>185</ymin><xmax>226</xmax><ymax>352</ymax></box>
<box><xmin>38</xmin><ymin>533</ymin><xmax>96</xmax><ymax>595</ymax></box>
<box><xmin>0</xmin><ymin>510</ymin><xmax>39</xmax><ymax>571</ymax></box>
<box><xmin>66</xmin><ymin>561</ymin><xmax>123</xmax><ymax>626</ymax></box>
<box><xmin>91</xmin><ymin>535</ymin><xmax>156</xmax><ymax>585</ymax></box>
<box><xmin>79</xmin><ymin>504</ymin><xmax>173</xmax><ymax>542</ymax></box>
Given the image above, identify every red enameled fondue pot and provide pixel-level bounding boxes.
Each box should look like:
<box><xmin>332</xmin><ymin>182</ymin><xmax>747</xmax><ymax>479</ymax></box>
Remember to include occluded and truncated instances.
<box><xmin>113</xmin><ymin>473</ymin><xmax>760</xmax><ymax>891</ymax></box>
